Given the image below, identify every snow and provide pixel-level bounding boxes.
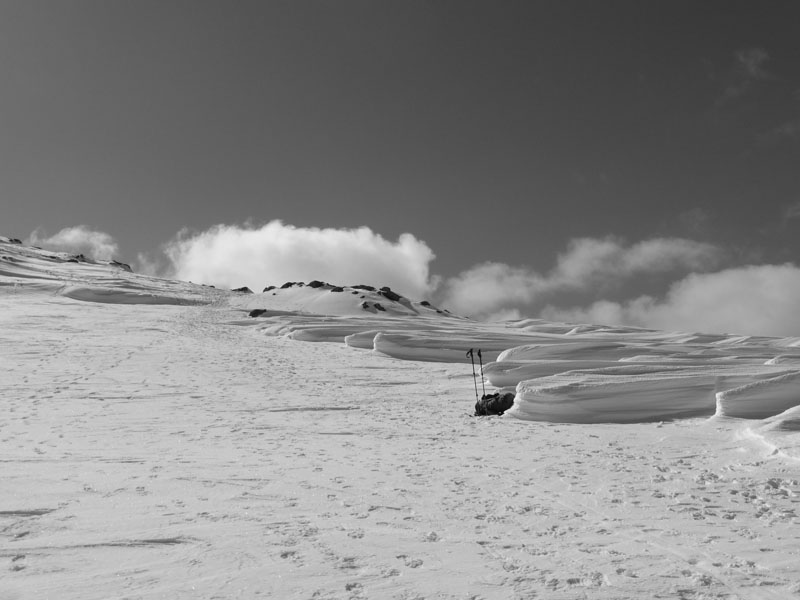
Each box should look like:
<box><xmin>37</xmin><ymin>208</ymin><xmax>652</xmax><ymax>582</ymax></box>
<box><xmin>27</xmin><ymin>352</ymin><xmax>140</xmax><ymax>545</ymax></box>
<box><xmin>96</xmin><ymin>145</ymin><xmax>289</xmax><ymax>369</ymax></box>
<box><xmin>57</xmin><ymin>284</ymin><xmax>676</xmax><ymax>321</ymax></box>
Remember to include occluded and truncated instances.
<box><xmin>717</xmin><ymin>371</ymin><xmax>800</xmax><ymax>419</ymax></box>
<box><xmin>3</xmin><ymin>236</ymin><xmax>800</xmax><ymax>599</ymax></box>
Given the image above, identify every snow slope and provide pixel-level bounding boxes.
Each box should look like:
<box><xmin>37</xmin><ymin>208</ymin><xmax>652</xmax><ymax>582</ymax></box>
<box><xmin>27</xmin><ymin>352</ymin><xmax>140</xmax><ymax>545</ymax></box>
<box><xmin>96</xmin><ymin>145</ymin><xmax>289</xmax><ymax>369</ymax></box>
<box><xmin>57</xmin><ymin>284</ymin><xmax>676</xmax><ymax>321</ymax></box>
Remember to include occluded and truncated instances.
<box><xmin>3</xmin><ymin>236</ymin><xmax>800</xmax><ymax>599</ymax></box>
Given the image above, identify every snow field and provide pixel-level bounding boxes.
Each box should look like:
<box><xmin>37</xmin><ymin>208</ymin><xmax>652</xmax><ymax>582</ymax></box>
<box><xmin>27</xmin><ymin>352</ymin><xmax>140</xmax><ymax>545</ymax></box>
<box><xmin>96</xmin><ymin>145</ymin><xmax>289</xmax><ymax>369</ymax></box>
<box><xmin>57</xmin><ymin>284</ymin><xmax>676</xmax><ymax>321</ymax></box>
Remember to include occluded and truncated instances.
<box><xmin>3</xmin><ymin>237</ymin><xmax>800</xmax><ymax>598</ymax></box>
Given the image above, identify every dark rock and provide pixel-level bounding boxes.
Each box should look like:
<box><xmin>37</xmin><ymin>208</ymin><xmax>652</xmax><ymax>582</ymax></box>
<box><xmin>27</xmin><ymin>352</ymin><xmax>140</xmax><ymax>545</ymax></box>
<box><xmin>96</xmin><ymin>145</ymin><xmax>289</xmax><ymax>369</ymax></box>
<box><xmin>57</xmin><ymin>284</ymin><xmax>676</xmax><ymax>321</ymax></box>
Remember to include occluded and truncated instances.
<box><xmin>263</xmin><ymin>285</ymin><xmax>276</xmax><ymax>292</ymax></box>
<box><xmin>8</xmin><ymin>238</ymin><xmax>21</xmax><ymax>244</ymax></box>
<box><xmin>330</xmin><ymin>287</ymin><xmax>344</xmax><ymax>293</ymax></box>
<box><xmin>111</xmin><ymin>260</ymin><xmax>133</xmax><ymax>272</ymax></box>
<box><xmin>351</xmin><ymin>284</ymin><xmax>376</xmax><ymax>292</ymax></box>
<box><xmin>232</xmin><ymin>286</ymin><xmax>253</xmax><ymax>294</ymax></box>
<box><xmin>379</xmin><ymin>287</ymin><xmax>402</xmax><ymax>302</ymax></box>
<box><xmin>280</xmin><ymin>282</ymin><xmax>296</xmax><ymax>289</ymax></box>
<box><xmin>249</xmin><ymin>309</ymin><xmax>267</xmax><ymax>317</ymax></box>
<box><xmin>420</xmin><ymin>300</ymin><xmax>431</xmax><ymax>307</ymax></box>
<box><xmin>307</xmin><ymin>280</ymin><xmax>327</xmax><ymax>288</ymax></box>
<box><xmin>360</xmin><ymin>301</ymin><xmax>370</xmax><ymax>310</ymax></box>
<box><xmin>374</xmin><ymin>303</ymin><xmax>386</xmax><ymax>312</ymax></box>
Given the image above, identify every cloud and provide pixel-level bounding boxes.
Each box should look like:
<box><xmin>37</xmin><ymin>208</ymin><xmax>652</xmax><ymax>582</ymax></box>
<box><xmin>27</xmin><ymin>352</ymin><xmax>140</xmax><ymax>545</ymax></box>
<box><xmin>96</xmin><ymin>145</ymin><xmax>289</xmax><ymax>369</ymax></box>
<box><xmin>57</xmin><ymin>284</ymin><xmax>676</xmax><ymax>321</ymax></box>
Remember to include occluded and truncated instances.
<box><xmin>737</xmin><ymin>47</ymin><xmax>769</xmax><ymax>79</ymax></box>
<box><xmin>784</xmin><ymin>201</ymin><xmax>800</xmax><ymax>220</ymax></box>
<box><xmin>441</xmin><ymin>236</ymin><xmax>800</xmax><ymax>337</ymax></box>
<box><xmin>541</xmin><ymin>264</ymin><xmax>800</xmax><ymax>337</ymax></box>
<box><xmin>759</xmin><ymin>118</ymin><xmax>800</xmax><ymax>147</ymax></box>
<box><xmin>550</xmin><ymin>237</ymin><xmax>721</xmax><ymax>288</ymax></box>
<box><xmin>162</xmin><ymin>221</ymin><xmax>437</xmax><ymax>297</ymax></box>
<box><xmin>26</xmin><ymin>226</ymin><xmax>119</xmax><ymax>260</ymax></box>
<box><xmin>677</xmin><ymin>207</ymin><xmax>711</xmax><ymax>235</ymax></box>
<box><xmin>436</xmin><ymin>262</ymin><xmax>546</xmax><ymax>318</ymax></box>
<box><xmin>438</xmin><ymin>237</ymin><xmax>722</xmax><ymax>318</ymax></box>
<box><xmin>718</xmin><ymin>47</ymin><xmax>770</xmax><ymax>104</ymax></box>
<box><xmin>771</xmin><ymin>119</ymin><xmax>800</xmax><ymax>139</ymax></box>
<box><xmin>134</xmin><ymin>252</ymin><xmax>167</xmax><ymax>277</ymax></box>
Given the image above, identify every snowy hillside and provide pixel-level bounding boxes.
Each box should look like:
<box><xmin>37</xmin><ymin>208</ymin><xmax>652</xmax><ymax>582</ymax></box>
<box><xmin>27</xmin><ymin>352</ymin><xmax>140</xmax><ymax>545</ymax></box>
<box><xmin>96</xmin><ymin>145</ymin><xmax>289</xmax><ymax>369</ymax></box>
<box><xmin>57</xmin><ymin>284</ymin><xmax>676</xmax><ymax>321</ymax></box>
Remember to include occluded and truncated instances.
<box><xmin>3</xmin><ymin>235</ymin><xmax>800</xmax><ymax>599</ymax></box>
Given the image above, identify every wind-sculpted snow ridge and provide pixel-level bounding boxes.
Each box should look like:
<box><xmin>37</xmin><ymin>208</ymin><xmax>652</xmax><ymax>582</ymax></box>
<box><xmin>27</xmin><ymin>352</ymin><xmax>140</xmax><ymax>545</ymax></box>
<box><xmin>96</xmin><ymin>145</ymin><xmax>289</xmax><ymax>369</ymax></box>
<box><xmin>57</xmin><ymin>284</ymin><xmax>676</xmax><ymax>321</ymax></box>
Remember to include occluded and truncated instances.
<box><xmin>504</xmin><ymin>363</ymin><xmax>797</xmax><ymax>423</ymax></box>
<box><xmin>248</xmin><ymin>311</ymin><xmax>533</xmax><ymax>362</ymax></box>
<box><xmin>238</xmin><ymin>275</ymin><xmax>800</xmax><ymax>424</ymax></box>
<box><xmin>716</xmin><ymin>371</ymin><xmax>800</xmax><ymax>419</ymax></box>
<box><xmin>495</xmin><ymin>333</ymin><xmax>800</xmax><ymax>423</ymax></box>
<box><xmin>742</xmin><ymin>405</ymin><xmax>800</xmax><ymax>460</ymax></box>
<box><xmin>0</xmin><ymin>237</ymin><xmax>217</xmax><ymax>305</ymax></box>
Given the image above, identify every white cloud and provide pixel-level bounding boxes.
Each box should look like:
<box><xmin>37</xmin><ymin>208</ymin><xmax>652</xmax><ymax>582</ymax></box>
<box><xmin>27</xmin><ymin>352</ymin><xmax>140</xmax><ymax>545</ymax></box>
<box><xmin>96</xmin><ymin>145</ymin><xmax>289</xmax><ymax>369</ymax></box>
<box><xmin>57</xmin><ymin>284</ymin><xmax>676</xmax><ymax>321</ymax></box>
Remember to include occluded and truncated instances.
<box><xmin>436</xmin><ymin>262</ymin><xmax>546</xmax><ymax>317</ymax></box>
<box><xmin>134</xmin><ymin>252</ymin><xmax>166</xmax><ymax>277</ymax></box>
<box><xmin>27</xmin><ymin>226</ymin><xmax>119</xmax><ymax>260</ymax></box>
<box><xmin>551</xmin><ymin>237</ymin><xmax>720</xmax><ymax>288</ymax></box>
<box><xmin>162</xmin><ymin>221</ymin><xmax>436</xmax><ymax>297</ymax></box>
<box><xmin>440</xmin><ymin>237</ymin><xmax>800</xmax><ymax>336</ymax></box>
<box><xmin>438</xmin><ymin>236</ymin><xmax>721</xmax><ymax>319</ymax></box>
<box><xmin>542</xmin><ymin>264</ymin><xmax>800</xmax><ymax>337</ymax></box>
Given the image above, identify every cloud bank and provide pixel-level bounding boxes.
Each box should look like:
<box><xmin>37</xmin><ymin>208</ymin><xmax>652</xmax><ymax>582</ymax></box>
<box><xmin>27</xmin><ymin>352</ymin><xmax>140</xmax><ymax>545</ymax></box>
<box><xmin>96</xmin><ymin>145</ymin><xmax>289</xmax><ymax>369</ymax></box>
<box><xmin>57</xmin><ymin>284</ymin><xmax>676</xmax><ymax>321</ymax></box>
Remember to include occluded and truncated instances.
<box><xmin>542</xmin><ymin>264</ymin><xmax>800</xmax><ymax>338</ymax></box>
<box><xmin>24</xmin><ymin>223</ymin><xmax>800</xmax><ymax>337</ymax></box>
<box><xmin>27</xmin><ymin>226</ymin><xmax>119</xmax><ymax>261</ymax></box>
<box><xmin>163</xmin><ymin>221</ymin><xmax>437</xmax><ymax>298</ymax></box>
<box><xmin>438</xmin><ymin>237</ymin><xmax>722</xmax><ymax>319</ymax></box>
<box><xmin>439</xmin><ymin>237</ymin><xmax>800</xmax><ymax>336</ymax></box>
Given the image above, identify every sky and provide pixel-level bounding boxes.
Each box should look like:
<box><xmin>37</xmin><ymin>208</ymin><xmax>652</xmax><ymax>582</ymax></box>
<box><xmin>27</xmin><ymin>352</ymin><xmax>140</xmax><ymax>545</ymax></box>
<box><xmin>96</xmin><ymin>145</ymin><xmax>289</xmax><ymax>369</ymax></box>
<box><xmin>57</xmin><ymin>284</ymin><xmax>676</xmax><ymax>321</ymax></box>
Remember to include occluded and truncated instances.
<box><xmin>3</xmin><ymin>1</ymin><xmax>800</xmax><ymax>335</ymax></box>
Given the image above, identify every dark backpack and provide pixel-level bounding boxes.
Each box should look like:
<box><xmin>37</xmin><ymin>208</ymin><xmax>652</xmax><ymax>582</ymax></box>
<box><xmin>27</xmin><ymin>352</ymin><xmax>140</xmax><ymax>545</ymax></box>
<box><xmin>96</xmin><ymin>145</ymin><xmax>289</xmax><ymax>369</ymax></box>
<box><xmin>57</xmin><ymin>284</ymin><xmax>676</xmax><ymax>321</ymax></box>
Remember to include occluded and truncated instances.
<box><xmin>474</xmin><ymin>392</ymin><xmax>515</xmax><ymax>416</ymax></box>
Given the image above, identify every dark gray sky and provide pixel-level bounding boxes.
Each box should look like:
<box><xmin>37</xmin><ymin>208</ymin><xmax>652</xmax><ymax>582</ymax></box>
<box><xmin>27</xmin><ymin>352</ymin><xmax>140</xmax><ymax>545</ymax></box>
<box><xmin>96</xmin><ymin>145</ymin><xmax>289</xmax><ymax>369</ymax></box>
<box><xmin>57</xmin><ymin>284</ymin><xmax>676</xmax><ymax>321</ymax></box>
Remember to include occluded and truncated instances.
<box><xmin>3</xmin><ymin>0</ymin><xmax>800</xmax><ymax>279</ymax></box>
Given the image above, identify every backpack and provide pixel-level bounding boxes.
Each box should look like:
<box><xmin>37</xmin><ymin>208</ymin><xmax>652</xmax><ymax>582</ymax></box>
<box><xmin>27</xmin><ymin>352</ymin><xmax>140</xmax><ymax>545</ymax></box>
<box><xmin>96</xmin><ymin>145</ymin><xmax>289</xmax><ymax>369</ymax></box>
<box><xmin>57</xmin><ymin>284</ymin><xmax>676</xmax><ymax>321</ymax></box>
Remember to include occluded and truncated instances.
<box><xmin>474</xmin><ymin>392</ymin><xmax>515</xmax><ymax>416</ymax></box>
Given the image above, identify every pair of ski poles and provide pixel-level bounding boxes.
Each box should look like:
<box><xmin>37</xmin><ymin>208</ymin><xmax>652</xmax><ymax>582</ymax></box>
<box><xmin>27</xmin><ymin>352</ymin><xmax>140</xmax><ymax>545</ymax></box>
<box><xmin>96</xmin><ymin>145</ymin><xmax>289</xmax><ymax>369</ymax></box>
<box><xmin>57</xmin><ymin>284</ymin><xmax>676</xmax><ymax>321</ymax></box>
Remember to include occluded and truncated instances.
<box><xmin>467</xmin><ymin>348</ymin><xmax>485</xmax><ymax>401</ymax></box>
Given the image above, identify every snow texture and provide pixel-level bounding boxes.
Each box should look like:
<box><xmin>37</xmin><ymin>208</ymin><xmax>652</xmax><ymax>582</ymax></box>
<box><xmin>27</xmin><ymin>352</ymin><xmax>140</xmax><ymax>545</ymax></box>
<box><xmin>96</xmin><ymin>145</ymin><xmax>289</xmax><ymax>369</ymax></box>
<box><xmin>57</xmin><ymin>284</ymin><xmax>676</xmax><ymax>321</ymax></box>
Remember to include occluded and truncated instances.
<box><xmin>3</xmin><ymin>235</ymin><xmax>800</xmax><ymax>599</ymax></box>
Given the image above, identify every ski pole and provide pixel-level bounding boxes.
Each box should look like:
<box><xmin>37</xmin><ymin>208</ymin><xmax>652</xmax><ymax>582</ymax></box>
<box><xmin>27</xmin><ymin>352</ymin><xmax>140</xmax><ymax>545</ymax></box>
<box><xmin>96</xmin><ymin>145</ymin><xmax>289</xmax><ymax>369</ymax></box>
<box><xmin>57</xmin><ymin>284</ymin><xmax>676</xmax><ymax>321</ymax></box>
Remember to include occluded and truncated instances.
<box><xmin>467</xmin><ymin>348</ymin><xmax>479</xmax><ymax>401</ymax></box>
<box><xmin>477</xmin><ymin>349</ymin><xmax>486</xmax><ymax>396</ymax></box>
